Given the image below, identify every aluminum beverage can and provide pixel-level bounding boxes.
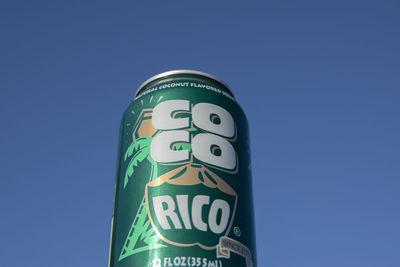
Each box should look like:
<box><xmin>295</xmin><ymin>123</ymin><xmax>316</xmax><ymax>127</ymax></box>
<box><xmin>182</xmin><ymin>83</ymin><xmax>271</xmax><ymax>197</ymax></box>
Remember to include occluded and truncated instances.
<box><xmin>109</xmin><ymin>70</ymin><xmax>257</xmax><ymax>267</ymax></box>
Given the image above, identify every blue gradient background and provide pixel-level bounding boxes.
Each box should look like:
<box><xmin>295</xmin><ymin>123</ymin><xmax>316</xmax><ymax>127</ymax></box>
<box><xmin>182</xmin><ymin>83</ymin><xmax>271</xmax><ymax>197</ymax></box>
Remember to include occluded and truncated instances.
<box><xmin>1</xmin><ymin>1</ymin><xmax>399</xmax><ymax>266</ymax></box>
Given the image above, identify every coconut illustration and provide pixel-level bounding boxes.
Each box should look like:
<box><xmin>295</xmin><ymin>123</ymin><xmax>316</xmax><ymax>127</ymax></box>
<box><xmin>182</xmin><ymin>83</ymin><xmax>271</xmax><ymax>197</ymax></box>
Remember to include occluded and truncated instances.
<box><xmin>145</xmin><ymin>163</ymin><xmax>237</xmax><ymax>249</ymax></box>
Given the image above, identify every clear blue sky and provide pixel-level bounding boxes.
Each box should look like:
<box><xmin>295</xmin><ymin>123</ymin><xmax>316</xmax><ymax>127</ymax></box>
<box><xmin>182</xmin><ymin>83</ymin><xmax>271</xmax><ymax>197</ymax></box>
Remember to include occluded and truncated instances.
<box><xmin>1</xmin><ymin>1</ymin><xmax>399</xmax><ymax>266</ymax></box>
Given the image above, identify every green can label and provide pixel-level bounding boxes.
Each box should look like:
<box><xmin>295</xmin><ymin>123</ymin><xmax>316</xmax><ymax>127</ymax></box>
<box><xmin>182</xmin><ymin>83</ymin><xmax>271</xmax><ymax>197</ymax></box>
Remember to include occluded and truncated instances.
<box><xmin>110</xmin><ymin>72</ymin><xmax>256</xmax><ymax>267</ymax></box>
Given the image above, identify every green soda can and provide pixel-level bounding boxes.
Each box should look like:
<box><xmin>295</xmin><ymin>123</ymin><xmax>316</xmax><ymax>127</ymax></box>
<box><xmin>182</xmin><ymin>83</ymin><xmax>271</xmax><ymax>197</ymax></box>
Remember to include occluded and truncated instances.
<box><xmin>109</xmin><ymin>70</ymin><xmax>257</xmax><ymax>267</ymax></box>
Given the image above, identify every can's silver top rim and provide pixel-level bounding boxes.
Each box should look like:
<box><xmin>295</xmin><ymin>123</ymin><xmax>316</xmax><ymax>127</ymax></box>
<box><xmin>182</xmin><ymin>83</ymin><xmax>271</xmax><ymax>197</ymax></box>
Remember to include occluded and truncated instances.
<box><xmin>135</xmin><ymin>70</ymin><xmax>233</xmax><ymax>98</ymax></box>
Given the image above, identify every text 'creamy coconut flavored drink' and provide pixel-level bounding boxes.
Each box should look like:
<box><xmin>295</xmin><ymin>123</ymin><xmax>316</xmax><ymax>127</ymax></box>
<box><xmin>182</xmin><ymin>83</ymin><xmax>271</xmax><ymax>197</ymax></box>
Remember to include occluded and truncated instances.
<box><xmin>109</xmin><ymin>70</ymin><xmax>257</xmax><ymax>267</ymax></box>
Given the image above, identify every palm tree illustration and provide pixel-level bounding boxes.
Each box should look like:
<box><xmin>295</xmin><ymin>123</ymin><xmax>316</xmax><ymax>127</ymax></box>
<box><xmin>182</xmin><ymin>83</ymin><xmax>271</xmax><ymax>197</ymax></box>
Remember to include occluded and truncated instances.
<box><xmin>118</xmin><ymin>125</ymin><xmax>196</xmax><ymax>261</ymax></box>
<box><xmin>118</xmin><ymin>135</ymin><xmax>166</xmax><ymax>261</ymax></box>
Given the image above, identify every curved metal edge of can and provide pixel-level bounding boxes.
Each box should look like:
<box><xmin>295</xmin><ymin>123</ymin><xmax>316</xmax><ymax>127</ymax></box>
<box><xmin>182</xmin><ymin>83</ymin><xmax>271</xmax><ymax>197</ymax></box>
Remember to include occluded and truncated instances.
<box><xmin>135</xmin><ymin>70</ymin><xmax>234</xmax><ymax>99</ymax></box>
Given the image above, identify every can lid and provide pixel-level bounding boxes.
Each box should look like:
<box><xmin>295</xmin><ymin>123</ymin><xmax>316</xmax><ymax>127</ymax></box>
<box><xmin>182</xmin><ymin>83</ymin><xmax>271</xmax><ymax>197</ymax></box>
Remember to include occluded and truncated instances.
<box><xmin>135</xmin><ymin>70</ymin><xmax>234</xmax><ymax>98</ymax></box>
